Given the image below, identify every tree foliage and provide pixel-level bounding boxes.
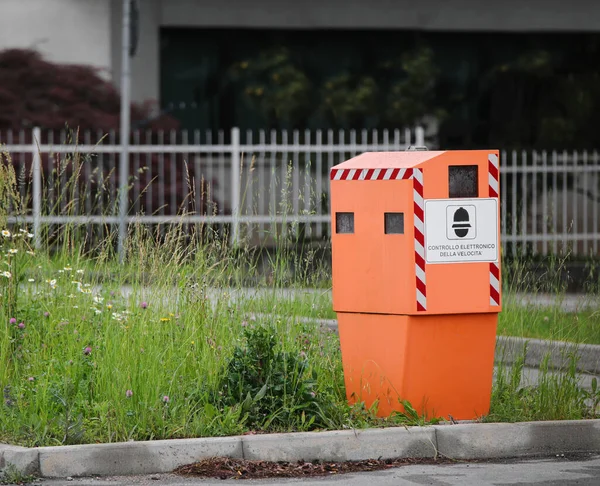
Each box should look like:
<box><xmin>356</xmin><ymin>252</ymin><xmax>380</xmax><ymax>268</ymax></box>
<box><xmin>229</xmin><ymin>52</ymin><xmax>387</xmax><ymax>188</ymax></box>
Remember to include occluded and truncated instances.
<box><xmin>230</xmin><ymin>46</ymin><xmax>443</xmax><ymax>130</ymax></box>
<box><xmin>476</xmin><ymin>46</ymin><xmax>600</xmax><ymax>149</ymax></box>
<box><xmin>0</xmin><ymin>48</ymin><xmax>178</xmax><ymax>131</ymax></box>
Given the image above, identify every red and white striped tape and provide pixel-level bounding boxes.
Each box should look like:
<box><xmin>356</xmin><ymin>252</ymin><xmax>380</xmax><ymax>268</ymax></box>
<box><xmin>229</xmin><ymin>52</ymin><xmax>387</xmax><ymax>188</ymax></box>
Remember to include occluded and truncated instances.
<box><xmin>412</xmin><ymin>168</ymin><xmax>426</xmax><ymax>311</ymax></box>
<box><xmin>488</xmin><ymin>153</ymin><xmax>501</xmax><ymax>307</ymax></box>
<box><xmin>330</xmin><ymin>168</ymin><xmax>413</xmax><ymax>181</ymax></box>
<box><xmin>330</xmin><ymin>166</ymin><xmax>426</xmax><ymax>311</ymax></box>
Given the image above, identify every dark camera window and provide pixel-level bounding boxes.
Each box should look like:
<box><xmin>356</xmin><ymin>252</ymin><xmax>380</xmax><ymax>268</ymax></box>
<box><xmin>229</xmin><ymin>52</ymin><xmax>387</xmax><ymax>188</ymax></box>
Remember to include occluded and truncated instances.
<box><xmin>449</xmin><ymin>165</ymin><xmax>479</xmax><ymax>198</ymax></box>
<box><xmin>336</xmin><ymin>212</ymin><xmax>354</xmax><ymax>234</ymax></box>
<box><xmin>384</xmin><ymin>213</ymin><xmax>404</xmax><ymax>234</ymax></box>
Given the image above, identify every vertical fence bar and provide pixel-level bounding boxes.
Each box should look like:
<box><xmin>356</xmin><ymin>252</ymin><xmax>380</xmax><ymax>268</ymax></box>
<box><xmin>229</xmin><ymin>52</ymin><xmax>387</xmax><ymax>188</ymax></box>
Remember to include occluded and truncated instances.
<box><xmin>582</xmin><ymin>150</ymin><xmax>588</xmax><ymax>256</ymax></box>
<box><xmin>572</xmin><ymin>150</ymin><xmax>578</xmax><ymax>255</ymax></box>
<box><xmin>206</xmin><ymin>130</ymin><xmax>214</xmax><ymax>221</ymax></box>
<box><xmin>521</xmin><ymin>151</ymin><xmax>528</xmax><ymax>255</ymax></box>
<box><xmin>594</xmin><ymin>151</ymin><xmax>599</xmax><ymax>255</ymax></box>
<box><xmin>158</xmin><ymin>130</ymin><xmax>165</xmax><ymax>220</ymax></box>
<box><xmin>552</xmin><ymin>150</ymin><xmax>558</xmax><ymax>254</ymax></box>
<box><xmin>415</xmin><ymin>126</ymin><xmax>425</xmax><ymax>147</ymax></box>
<box><xmin>292</xmin><ymin>130</ymin><xmax>300</xmax><ymax>237</ymax></box>
<box><xmin>193</xmin><ymin>130</ymin><xmax>201</xmax><ymax>221</ymax></box>
<box><xmin>181</xmin><ymin>130</ymin><xmax>189</xmax><ymax>222</ymax></box>
<box><xmin>218</xmin><ymin>130</ymin><xmax>226</xmax><ymax>235</ymax></box>
<box><xmin>281</xmin><ymin>129</ymin><xmax>289</xmax><ymax>238</ymax></box>
<box><xmin>258</xmin><ymin>130</ymin><xmax>266</xmax><ymax>235</ymax></box>
<box><xmin>500</xmin><ymin>150</ymin><xmax>508</xmax><ymax>253</ymax></box>
<box><xmin>145</xmin><ymin>129</ymin><xmax>152</xmax><ymax>218</ymax></box>
<box><xmin>326</xmin><ymin>129</ymin><xmax>334</xmax><ymax>238</ymax></box>
<box><xmin>47</xmin><ymin>131</ymin><xmax>54</xmax><ymax>224</ymax></box>
<box><xmin>269</xmin><ymin>129</ymin><xmax>277</xmax><ymax>239</ymax></box>
<box><xmin>245</xmin><ymin>129</ymin><xmax>255</xmax><ymax>241</ymax></box>
<box><xmin>541</xmin><ymin>151</ymin><xmax>548</xmax><ymax>255</ymax></box>
<box><xmin>303</xmin><ymin>129</ymin><xmax>311</xmax><ymax>239</ymax></box>
<box><xmin>511</xmin><ymin>150</ymin><xmax>517</xmax><ymax>258</ymax></box>
<box><xmin>18</xmin><ymin>130</ymin><xmax>26</xmax><ymax>206</ymax></box>
<box><xmin>170</xmin><ymin>129</ymin><xmax>177</xmax><ymax>217</ymax></box>
<box><xmin>315</xmin><ymin>130</ymin><xmax>323</xmax><ymax>239</ymax></box>
<box><xmin>60</xmin><ymin>130</ymin><xmax>67</xmax><ymax>215</ymax></box>
<box><xmin>84</xmin><ymin>130</ymin><xmax>92</xmax><ymax>217</ymax></box>
<box><xmin>133</xmin><ymin>130</ymin><xmax>140</xmax><ymax>215</ymax></box>
<box><xmin>562</xmin><ymin>150</ymin><xmax>568</xmax><ymax>254</ymax></box>
<box><xmin>32</xmin><ymin>127</ymin><xmax>41</xmax><ymax>249</ymax></box>
<box><xmin>393</xmin><ymin>129</ymin><xmax>400</xmax><ymax>150</ymax></box>
<box><xmin>531</xmin><ymin>151</ymin><xmax>537</xmax><ymax>256</ymax></box>
<box><xmin>230</xmin><ymin>127</ymin><xmax>241</xmax><ymax>246</ymax></box>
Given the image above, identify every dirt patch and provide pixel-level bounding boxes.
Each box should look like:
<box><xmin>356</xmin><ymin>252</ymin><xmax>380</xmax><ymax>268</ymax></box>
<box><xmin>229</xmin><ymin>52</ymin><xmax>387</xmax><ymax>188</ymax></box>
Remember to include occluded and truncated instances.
<box><xmin>174</xmin><ymin>456</ymin><xmax>454</xmax><ymax>480</ymax></box>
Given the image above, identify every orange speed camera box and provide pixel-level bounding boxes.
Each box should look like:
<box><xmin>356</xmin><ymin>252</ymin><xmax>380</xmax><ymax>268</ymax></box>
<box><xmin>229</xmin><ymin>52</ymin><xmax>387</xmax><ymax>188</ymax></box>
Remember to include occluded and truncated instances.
<box><xmin>330</xmin><ymin>150</ymin><xmax>501</xmax><ymax>420</ymax></box>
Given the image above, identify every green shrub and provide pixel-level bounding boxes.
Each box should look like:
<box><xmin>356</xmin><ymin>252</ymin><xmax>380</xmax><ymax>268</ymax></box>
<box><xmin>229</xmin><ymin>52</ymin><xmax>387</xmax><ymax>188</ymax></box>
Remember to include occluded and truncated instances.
<box><xmin>217</xmin><ymin>324</ymin><xmax>328</xmax><ymax>430</ymax></box>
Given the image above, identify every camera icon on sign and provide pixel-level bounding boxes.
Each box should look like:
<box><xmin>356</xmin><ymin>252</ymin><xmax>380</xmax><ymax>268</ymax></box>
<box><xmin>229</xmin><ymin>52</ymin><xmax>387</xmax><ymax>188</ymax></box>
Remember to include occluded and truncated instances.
<box><xmin>447</xmin><ymin>205</ymin><xmax>476</xmax><ymax>240</ymax></box>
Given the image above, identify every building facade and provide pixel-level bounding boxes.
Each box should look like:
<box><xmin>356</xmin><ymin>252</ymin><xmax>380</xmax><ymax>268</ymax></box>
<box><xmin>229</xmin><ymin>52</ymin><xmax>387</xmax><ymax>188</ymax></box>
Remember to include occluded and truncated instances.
<box><xmin>2</xmin><ymin>0</ymin><xmax>600</xmax><ymax>146</ymax></box>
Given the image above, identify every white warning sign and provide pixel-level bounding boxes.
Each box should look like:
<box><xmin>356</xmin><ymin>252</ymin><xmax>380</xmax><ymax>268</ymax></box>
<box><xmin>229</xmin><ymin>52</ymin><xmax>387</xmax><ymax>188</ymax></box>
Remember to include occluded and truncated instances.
<box><xmin>424</xmin><ymin>198</ymin><xmax>498</xmax><ymax>264</ymax></box>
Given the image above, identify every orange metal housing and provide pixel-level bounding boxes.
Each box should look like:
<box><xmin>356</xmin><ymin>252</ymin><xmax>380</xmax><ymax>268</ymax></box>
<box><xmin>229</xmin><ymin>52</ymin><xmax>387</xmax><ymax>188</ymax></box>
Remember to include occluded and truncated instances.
<box><xmin>330</xmin><ymin>150</ymin><xmax>501</xmax><ymax>420</ymax></box>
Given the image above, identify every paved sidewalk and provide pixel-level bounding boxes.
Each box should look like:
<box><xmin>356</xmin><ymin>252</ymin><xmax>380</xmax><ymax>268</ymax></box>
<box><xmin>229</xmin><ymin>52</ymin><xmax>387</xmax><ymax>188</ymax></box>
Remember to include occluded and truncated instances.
<box><xmin>32</xmin><ymin>453</ymin><xmax>600</xmax><ymax>485</ymax></box>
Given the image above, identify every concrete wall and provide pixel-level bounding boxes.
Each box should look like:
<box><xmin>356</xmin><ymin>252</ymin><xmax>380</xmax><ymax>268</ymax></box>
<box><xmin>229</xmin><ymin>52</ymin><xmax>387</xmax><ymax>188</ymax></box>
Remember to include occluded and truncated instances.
<box><xmin>161</xmin><ymin>0</ymin><xmax>600</xmax><ymax>32</ymax></box>
<box><xmin>0</xmin><ymin>0</ymin><xmax>112</xmax><ymax>76</ymax></box>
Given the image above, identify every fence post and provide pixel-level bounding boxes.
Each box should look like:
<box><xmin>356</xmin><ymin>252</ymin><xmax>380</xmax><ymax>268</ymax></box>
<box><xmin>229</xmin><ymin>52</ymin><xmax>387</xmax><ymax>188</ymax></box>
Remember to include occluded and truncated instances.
<box><xmin>32</xmin><ymin>127</ymin><xmax>41</xmax><ymax>249</ymax></box>
<box><xmin>230</xmin><ymin>127</ymin><xmax>241</xmax><ymax>247</ymax></box>
<box><xmin>415</xmin><ymin>126</ymin><xmax>425</xmax><ymax>147</ymax></box>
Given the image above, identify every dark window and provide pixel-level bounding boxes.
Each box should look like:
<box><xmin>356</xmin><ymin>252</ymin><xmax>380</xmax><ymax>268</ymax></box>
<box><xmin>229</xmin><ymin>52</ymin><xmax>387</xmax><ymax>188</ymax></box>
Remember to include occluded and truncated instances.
<box><xmin>336</xmin><ymin>212</ymin><xmax>354</xmax><ymax>233</ymax></box>
<box><xmin>449</xmin><ymin>165</ymin><xmax>478</xmax><ymax>198</ymax></box>
<box><xmin>384</xmin><ymin>213</ymin><xmax>404</xmax><ymax>234</ymax></box>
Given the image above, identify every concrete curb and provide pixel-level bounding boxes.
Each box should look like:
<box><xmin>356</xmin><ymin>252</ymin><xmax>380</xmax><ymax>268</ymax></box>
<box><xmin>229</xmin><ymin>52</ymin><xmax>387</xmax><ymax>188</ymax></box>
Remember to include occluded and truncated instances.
<box><xmin>37</xmin><ymin>437</ymin><xmax>241</xmax><ymax>478</ymax></box>
<box><xmin>495</xmin><ymin>335</ymin><xmax>600</xmax><ymax>375</ymax></box>
<box><xmin>435</xmin><ymin>420</ymin><xmax>600</xmax><ymax>459</ymax></box>
<box><xmin>2</xmin><ymin>420</ymin><xmax>599</xmax><ymax>478</ymax></box>
<box><xmin>282</xmin><ymin>315</ymin><xmax>600</xmax><ymax>374</ymax></box>
<box><xmin>241</xmin><ymin>428</ymin><xmax>437</xmax><ymax>462</ymax></box>
<box><xmin>0</xmin><ymin>444</ymin><xmax>39</xmax><ymax>476</ymax></box>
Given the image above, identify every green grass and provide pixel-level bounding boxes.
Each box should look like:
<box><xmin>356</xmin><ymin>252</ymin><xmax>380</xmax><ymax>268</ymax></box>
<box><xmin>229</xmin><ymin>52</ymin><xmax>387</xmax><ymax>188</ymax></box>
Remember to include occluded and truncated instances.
<box><xmin>0</xmin><ymin>225</ymin><xmax>444</xmax><ymax>447</ymax></box>
<box><xmin>498</xmin><ymin>301</ymin><xmax>600</xmax><ymax>345</ymax></box>
<box><xmin>487</xmin><ymin>347</ymin><xmax>599</xmax><ymax>423</ymax></box>
<box><xmin>0</xmin><ymin>149</ymin><xmax>598</xmax><ymax>450</ymax></box>
<box><xmin>237</xmin><ymin>291</ymin><xmax>600</xmax><ymax>345</ymax></box>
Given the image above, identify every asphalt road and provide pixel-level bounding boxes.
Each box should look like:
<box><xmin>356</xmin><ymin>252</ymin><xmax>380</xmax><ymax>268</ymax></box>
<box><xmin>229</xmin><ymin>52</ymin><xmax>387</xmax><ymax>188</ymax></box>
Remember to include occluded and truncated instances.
<box><xmin>36</xmin><ymin>453</ymin><xmax>600</xmax><ymax>486</ymax></box>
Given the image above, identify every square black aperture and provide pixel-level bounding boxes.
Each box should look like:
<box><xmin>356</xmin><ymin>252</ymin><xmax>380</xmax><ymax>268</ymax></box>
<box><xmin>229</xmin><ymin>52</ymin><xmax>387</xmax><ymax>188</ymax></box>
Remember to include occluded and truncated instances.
<box><xmin>449</xmin><ymin>165</ymin><xmax>479</xmax><ymax>198</ymax></box>
<box><xmin>336</xmin><ymin>212</ymin><xmax>354</xmax><ymax>233</ymax></box>
<box><xmin>384</xmin><ymin>213</ymin><xmax>404</xmax><ymax>234</ymax></box>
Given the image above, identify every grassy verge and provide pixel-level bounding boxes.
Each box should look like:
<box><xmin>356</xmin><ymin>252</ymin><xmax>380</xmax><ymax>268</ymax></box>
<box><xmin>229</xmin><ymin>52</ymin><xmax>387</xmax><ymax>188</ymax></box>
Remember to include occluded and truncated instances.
<box><xmin>0</xmin><ymin>224</ymin><xmax>443</xmax><ymax>447</ymax></box>
<box><xmin>1</xmin><ymin>150</ymin><xmax>598</xmax><ymax>449</ymax></box>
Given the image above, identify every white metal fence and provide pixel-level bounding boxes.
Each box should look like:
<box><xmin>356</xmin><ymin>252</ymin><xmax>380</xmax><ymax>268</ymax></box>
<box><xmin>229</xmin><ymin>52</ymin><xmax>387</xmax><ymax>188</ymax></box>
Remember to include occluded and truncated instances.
<box><xmin>1</xmin><ymin>127</ymin><xmax>599</xmax><ymax>258</ymax></box>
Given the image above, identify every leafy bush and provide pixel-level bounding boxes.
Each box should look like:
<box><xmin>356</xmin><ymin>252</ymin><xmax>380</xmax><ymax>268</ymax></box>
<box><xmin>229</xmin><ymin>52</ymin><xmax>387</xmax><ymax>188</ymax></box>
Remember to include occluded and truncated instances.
<box><xmin>0</xmin><ymin>48</ymin><xmax>177</xmax><ymax>131</ymax></box>
<box><xmin>218</xmin><ymin>324</ymin><xmax>328</xmax><ymax>430</ymax></box>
